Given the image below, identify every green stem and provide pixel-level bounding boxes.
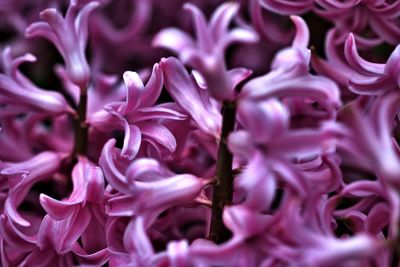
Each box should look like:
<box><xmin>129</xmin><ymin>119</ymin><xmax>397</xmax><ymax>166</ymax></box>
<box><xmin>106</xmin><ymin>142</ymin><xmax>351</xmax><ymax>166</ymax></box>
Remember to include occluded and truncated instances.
<box><xmin>209</xmin><ymin>101</ymin><xmax>236</xmax><ymax>244</ymax></box>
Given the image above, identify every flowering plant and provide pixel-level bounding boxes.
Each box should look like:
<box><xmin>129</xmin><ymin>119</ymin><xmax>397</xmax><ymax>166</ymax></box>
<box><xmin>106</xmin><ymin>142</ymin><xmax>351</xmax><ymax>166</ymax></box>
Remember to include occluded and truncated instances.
<box><xmin>1</xmin><ymin>0</ymin><xmax>400</xmax><ymax>266</ymax></box>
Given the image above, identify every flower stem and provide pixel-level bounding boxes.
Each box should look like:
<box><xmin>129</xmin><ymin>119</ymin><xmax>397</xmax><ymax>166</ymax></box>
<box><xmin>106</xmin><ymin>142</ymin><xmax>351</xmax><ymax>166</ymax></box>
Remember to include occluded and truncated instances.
<box><xmin>209</xmin><ymin>101</ymin><xmax>236</xmax><ymax>244</ymax></box>
<box><xmin>73</xmin><ymin>86</ymin><xmax>88</xmax><ymax>157</ymax></box>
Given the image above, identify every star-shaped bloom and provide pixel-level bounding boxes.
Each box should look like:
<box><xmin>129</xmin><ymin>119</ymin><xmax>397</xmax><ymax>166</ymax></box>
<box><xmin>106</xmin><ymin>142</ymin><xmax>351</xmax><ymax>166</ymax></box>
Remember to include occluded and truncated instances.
<box><xmin>0</xmin><ymin>48</ymin><xmax>73</xmax><ymax>115</ymax></box>
<box><xmin>26</xmin><ymin>0</ymin><xmax>99</xmax><ymax>88</ymax></box>
<box><xmin>154</xmin><ymin>2</ymin><xmax>258</xmax><ymax>101</ymax></box>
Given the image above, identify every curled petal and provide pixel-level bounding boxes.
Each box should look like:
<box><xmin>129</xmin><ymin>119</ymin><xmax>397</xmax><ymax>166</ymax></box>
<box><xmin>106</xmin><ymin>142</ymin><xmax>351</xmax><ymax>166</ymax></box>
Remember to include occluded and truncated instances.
<box><xmin>121</xmin><ymin>123</ymin><xmax>141</xmax><ymax>160</ymax></box>
<box><xmin>290</xmin><ymin>15</ymin><xmax>309</xmax><ymax>50</ymax></box>
<box><xmin>26</xmin><ymin>1</ymin><xmax>99</xmax><ymax>87</ymax></box>
<box><xmin>2</xmin><ymin>152</ymin><xmax>62</xmax><ymax>227</ymax></box>
<box><xmin>99</xmin><ymin>139</ymin><xmax>131</xmax><ymax>194</ymax></box>
<box><xmin>140</xmin><ymin>122</ymin><xmax>176</xmax><ymax>154</ymax></box>
<box><xmin>167</xmin><ymin>240</ymin><xmax>189</xmax><ymax>267</ymax></box>
<box><xmin>260</xmin><ymin>0</ymin><xmax>313</xmax><ymax>15</ymax></box>
<box><xmin>344</xmin><ymin>34</ymin><xmax>385</xmax><ymax>76</ymax></box>
<box><xmin>237</xmin><ymin>153</ymin><xmax>276</xmax><ymax>211</ymax></box>
<box><xmin>209</xmin><ymin>2</ymin><xmax>239</xmax><ymax>40</ymax></box>
<box><xmin>140</xmin><ymin>63</ymin><xmax>164</xmax><ymax>107</ymax></box>
<box><xmin>242</xmin><ymin>72</ymin><xmax>341</xmax><ymax>108</ymax></box>
<box><xmin>122</xmin><ymin>71</ymin><xmax>144</xmax><ymax>114</ymax></box>
<box><xmin>123</xmin><ymin>217</ymin><xmax>154</xmax><ymax>257</ymax></box>
<box><xmin>183</xmin><ymin>3</ymin><xmax>213</xmax><ymax>53</ymax></box>
<box><xmin>228</xmin><ymin>130</ymin><xmax>254</xmax><ymax>159</ymax></box>
<box><xmin>40</xmin><ymin>194</ymin><xmax>77</xmax><ymax>221</ymax></box>
<box><xmin>160</xmin><ymin>57</ymin><xmax>221</xmax><ymax>137</ymax></box>
<box><xmin>223</xmin><ymin>205</ymin><xmax>270</xmax><ymax>239</ymax></box>
<box><xmin>153</xmin><ymin>28</ymin><xmax>195</xmax><ymax>55</ymax></box>
<box><xmin>126</xmin><ymin>158</ymin><xmax>163</xmax><ymax>183</ymax></box>
<box><xmin>238</xmin><ymin>99</ymin><xmax>289</xmax><ymax>143</ymax></box>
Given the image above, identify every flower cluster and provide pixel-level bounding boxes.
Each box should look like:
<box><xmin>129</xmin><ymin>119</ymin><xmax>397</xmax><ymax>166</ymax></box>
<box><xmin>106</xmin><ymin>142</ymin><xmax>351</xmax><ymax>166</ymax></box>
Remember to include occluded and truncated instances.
<box><xmin>0</xmin><ymin>0</ymin><xmax>400</xmax><ymax>266</ymax></box>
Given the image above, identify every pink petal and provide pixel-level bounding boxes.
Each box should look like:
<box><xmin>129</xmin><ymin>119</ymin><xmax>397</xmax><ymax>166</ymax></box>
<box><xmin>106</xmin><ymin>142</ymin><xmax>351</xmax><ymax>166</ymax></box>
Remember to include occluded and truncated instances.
<box><xmin>121</xmin><ymin>123</ymin><xmax>141</xmax><ymax>160</ymax></box>
<box><xmin>344</xmin><ymin>33</ymin><xmax>385</xmax><ymax>76</ymax></box>
<box><xmin>140</xmin><ymin>122</ymin><xmax>176</xmax><ymax>154</ymax></box>
<box><xmin>209</xmin><ymin>2</ymin><xmax>239</xmax><ymax>39</ymax></box>
<box><xmin>290</xmin><ymin>16</ymin><xmax>309</xmax><ymax>49</ymax></box>
<box><xmin>153</xmin><ymin>28</ymin><xmax>195</xmax><ymax>55</ymax></box>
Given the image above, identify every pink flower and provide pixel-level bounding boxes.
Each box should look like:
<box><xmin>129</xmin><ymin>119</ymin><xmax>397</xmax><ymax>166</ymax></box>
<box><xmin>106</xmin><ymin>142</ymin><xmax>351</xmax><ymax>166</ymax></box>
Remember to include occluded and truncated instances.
<box><xmin>344</xmin><ymin>33</ymin><xmax>400</xmax><ymax>95</ymax></box>
<box><xmin>315</xmin><ymin>0</ymin><xmax>400</xmax><ymax>45</ymax></box>
<box><xmin>0</xmin><ymin>48</ymin><xmax>73</xmax><ymax>115</ymax></box>
<box><xmin>241</xmin><ymin>16</ymin><xmax>341</xmax><ymax>114</ymax></box>
<box><xmin>160</xmin><ymin>57</ymin><xmax>222</xmax><ymax>140</ymax></box>
<box><xmin>154</xmin><ymin>2</ymin><xmax>258</xmax><ymax>101</ymax></box>
<box><xmin>26</xmin><ymin>0</ymin><xmax>99</xmax><ymax>88</ymax></box>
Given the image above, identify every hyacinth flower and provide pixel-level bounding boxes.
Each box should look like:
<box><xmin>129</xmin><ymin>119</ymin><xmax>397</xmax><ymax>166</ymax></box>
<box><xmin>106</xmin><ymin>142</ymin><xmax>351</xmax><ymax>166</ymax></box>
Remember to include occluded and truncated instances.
<box><xmin>160</xmin><ymin>57</ymin><xmax>222</xmax><ymax>140</ymax></box>
<box><xmin>0</xmin><ymin>48</ymin><xmax>73</xmax><ymax>115</ymax></box>
<box><xmin>311</xmin><ymin>29</ymin><xmax>354</xmax><ymax>87</ymax></box>
<box><xmin>314</xmin><ymin>0</ymin><xmax>400</xmax><ymax>46</ymax></box>
<box><xmin>25</xmin><ymin>0</ymin><xmax>99</xmax><ymax>88</ymax></box>
<box><xmin>99</xmin><ymin>139</ymin><xmax>209</xmax><ymax>217</ymax></box>
<box><xmin>0</xmin><ymin>151</ymin><xmax>63</xmax><ymax>227</ymax></box>
<box><xmin>37</xmin><ymin>157</ymin><xmax>108</xmax><ymax>263</ymax></box>
<box><xmin>335</xmin><ymin>93</ymin><xmax>400</xmax><ymax>240</ymax></box>
<box><xmin>154</xmin><ymin>2</ymin><xmax>258</xmax><ymax>101</ymax></box>
<box><xmin>241</xmin><ymin>16</ymin><xmax>341</xmax><ymax>115</ymax></box>
<box><xmin>336</xmin><ymin>179</ymin><xmax>396</xmax><ymax>246</ymax></box>
<box><xmin>337</xmin><ymin>94</ymin><xmax>400</xmax><ymax>183</ymax></box>
<box><xmin>228</xmin><ymin>99</ymin><xmax>341</xmax><ymax>211</ymax></box>
<box><xmin>344</xmin><ymin>33</ymin><xmax>400</xmax><ymax>96</ymax></box>
<box><xmin>188</xmin><ymin>197</ymin><xmax>380</xmax><ymax>267</ymax></box>
<box><xmin>90</xmin><ymin>64</ymin><xmax>186</xmax><ymax>160</ymax></box>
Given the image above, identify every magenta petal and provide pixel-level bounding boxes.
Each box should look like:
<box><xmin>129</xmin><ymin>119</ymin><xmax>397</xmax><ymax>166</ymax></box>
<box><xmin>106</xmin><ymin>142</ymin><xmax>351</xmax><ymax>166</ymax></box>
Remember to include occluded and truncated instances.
<box><xmin>153</xmin><ymin>28</ymin><xmax>195</xmax><ymax>55</ymax></box>
<box><xmin>99</xmin><ymin>139</ymin><xmax>131</xmax><ymax>194</ymax></box>
<box><xmin>135</xmin><ymin>174</ymin><xmax>204</xmax><ymax>210</ymax></box>
<box><xmin>123</xmin><ymin>217</ymin><xmax>154</xmax><ymax>256</ymax></box>
<box><xmin>2</xmin><ymin>151</ymin><xmax>62</xmax><ymax>226</ymax></box>
<box><xmin>341</xmin><ymin>181</ymin><xmax>382</xmax><ymax>198</ymax></box>
<box><xmin>183</xmin><ymin>3</ymin><xmax>213</xmax><ymax>53</ymax></box>
<box><xmin>166</xmin><ymin>240</ymin><xmax>189</xmax><ymax>267</ymax></box>
<box><xmin>223</xmin><ymin>205</ymin><xmax>270</xmax><ymax>238</ymax></box>
<box><xmin>290</xmin><ymin>16</ymin><xmax>309</xmax><ymax>49</ymax></box>
<box><xmin>140</xmin><ymin>63</ymin><xmax>164</xmax><ymax>107</ymax></box>
<box><xmin>140</xmin><ymin>122</ymin><xmax>176</xmax><ymax>154</ymax></box>
<box><xmin>121</xmin><ymin>123</ymin><xmax>141</xmax><ymax>160</ymax></box>
<box><xmin>227</xmin><ymin>130</ymin><xmax>254</xmax><ymax>158</ymax></box>
<box><xmin>73</xmin><ymin>246</ymin><xmax>109</xmax><ymax>266</ymax></box>
<box><xmin>74</xmin><ymin>1</ymin><xmax>100</xmax><ymax>48</ymax></box>
<box><xmin>366</xmin><ymin>203</ymin><xmax>390</xmax><ymax>235</ymax></box>
<box><xmin>39</xmin><ymin>194</ymin><xmax>77</xmax><ymax>220</ymax></box>
<box><xmin>160</xmin><ymin>57</ymin><xmax>221</xmax><ymax>137</ymax></box>
<box><xmin>307</xmin><ymin>235</ymin><xmax>378</xmax><ymax>266</ymax></box>
<box><xmin>237</xmin><ymin>153</ymin><xmax>276</xmax><ymax>211</ymax></box>
<box><xmin>107</xmin><ymin>195</ymin><xmax>138</xmax><ymax>216</ymax></box>
<box><xmin>86</xmin><ymin>167</ymin><xmax>105</xmax><ymax>203</ymax></box>
<box><xmin>209</xmin><ymin>2</ymin><xmax>239</xmax><ymax>40</ymax></box>
<box><xmin>59</xmin><ymin>208</ymin><xmax>91</xmax><ymax>253</ymax></box>
<box><xmin>244</xmin><ymin>73</ymin><xmax>341</xmax><ymax>107</ymax></box>
<box><xmin>121</xmin><ymin>71</ymin><xmax>144</xmax><ymax>114</ymax></box>
<box><xmin>238</xmin><ymin>99</ymin><xmax>289</xmax><ymax>143</ymax></box>
<box><xmin>344</xmin><ymin>34</ymin><xmax>385</xmax><ymax>76</ymax></box>
<box><xmin>384</xmin><ymin>45</ymin><xmax>400</xmax><ymax>82</ymax></box>
<box><xmin>125</xmin><ymin>158</ymin><xmax>163</xmax><ymax>183</ymax></box>
<box><xmin>260</xmin><ymin>0</ymin><xmax>313</xmax><ymax>15</ymax></box>
<box><xmin>227</xmin><ymin>68</ymin><xmax>253</xmax><ymax>89</ymax></box>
